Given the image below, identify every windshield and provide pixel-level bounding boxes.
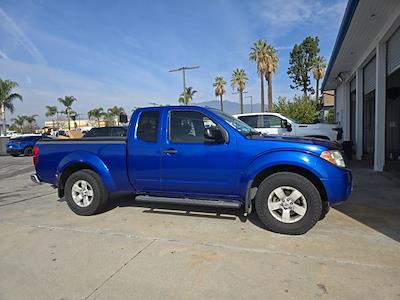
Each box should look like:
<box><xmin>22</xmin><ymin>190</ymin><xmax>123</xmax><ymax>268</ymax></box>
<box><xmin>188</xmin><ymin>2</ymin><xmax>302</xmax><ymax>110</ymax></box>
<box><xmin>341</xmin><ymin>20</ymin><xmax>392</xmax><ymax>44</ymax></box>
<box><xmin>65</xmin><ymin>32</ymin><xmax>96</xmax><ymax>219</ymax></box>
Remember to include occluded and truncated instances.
<box><xmin>210</xmin><ymin>109</ymin><xmax>260</xmax><ymax>136</ymax></box>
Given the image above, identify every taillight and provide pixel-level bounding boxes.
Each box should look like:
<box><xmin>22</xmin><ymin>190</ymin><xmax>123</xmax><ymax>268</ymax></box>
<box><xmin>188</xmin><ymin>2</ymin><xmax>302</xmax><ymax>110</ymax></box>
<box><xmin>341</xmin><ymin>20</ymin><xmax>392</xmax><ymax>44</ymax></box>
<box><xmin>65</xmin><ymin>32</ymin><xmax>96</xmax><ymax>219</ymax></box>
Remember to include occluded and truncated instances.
<box><xmin>33</xmin><ymin>146</ymin><xmax>39</xmax><ymax>166</ymax></box>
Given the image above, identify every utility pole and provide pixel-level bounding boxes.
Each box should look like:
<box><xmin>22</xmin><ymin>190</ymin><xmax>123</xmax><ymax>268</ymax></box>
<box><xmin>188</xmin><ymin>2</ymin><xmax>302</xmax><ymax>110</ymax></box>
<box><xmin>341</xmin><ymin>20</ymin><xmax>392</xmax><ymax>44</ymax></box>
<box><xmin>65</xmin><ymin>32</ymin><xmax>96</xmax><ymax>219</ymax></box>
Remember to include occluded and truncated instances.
<box><xmin>169</xmin><ymin>66</ymin><xmax>199</xmax><ymax>96</ymax></box>
<box><xmin>245</xmin><ymin>95</ymin><xmax>253</xmax><ymax>113</ymax></box>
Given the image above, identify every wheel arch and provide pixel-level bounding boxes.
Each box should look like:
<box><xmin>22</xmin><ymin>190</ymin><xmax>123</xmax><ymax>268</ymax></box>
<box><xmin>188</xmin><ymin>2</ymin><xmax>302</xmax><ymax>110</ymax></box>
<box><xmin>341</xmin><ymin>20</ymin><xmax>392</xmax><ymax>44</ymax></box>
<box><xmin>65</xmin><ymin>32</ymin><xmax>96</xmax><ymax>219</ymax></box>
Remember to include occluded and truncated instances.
<box><xmin>56</xmin><ymin>151</ymin><xmax>116</xmax><ymax>198</ymax></box>
<box><xmin>251</xmin><ymin>164</ymin><xmax>328</xmax><ymax>204</ymax></box>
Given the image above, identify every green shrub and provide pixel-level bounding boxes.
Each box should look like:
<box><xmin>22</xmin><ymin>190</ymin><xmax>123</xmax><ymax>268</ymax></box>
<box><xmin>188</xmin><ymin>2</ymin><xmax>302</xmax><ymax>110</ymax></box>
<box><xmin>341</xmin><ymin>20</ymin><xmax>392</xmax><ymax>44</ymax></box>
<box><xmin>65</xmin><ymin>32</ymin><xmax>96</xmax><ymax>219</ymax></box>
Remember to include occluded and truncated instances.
<box><xmin>273</xmin><ymin>95</ymin><xmax>318</xmax><ymax>123</ymax></box>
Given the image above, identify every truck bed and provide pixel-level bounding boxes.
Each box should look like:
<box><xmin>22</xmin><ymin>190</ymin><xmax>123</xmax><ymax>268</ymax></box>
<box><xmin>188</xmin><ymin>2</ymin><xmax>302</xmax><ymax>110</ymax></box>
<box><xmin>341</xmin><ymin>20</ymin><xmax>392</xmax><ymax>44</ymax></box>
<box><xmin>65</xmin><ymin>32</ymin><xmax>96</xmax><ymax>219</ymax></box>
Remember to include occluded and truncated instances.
<box><xmin>35</xmin><ymin>137</ymin><xmax>133</xmax><ymax>193</ymax></box>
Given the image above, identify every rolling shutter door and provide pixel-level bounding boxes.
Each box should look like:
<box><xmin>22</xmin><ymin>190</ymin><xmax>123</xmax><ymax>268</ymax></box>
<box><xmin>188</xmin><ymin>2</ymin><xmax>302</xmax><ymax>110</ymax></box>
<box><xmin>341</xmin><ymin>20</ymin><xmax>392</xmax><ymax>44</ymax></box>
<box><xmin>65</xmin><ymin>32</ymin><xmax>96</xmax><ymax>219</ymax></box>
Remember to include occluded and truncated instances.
<box><xmin>387</xmin><ymin>27</ymin><xmax>400</xmax><ymax>75</ymax></box>
<box><xmin>363</xmin><ymin>57</ymin><xmax>376</xmax><ymax>95</ymax></box>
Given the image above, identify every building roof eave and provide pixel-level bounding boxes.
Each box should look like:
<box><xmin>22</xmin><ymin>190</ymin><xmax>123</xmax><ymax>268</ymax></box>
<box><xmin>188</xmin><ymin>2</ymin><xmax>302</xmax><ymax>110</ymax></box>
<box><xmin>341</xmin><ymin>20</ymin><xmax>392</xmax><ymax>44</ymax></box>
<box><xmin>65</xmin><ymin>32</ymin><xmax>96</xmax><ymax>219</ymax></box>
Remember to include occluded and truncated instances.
<box><xmin>321</xmin><ymin>0</ymin><xmax>360</xmax><ymax>91</ymax></box>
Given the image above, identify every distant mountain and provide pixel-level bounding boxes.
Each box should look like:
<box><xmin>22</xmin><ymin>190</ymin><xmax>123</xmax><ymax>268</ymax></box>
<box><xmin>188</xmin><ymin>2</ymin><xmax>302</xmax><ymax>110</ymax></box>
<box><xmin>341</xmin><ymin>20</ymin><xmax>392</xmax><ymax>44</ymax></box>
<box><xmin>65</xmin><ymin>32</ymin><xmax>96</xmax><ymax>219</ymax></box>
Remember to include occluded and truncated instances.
<box><xmin>194</xmin><ymin>100</ymin><xmax>261</xmax><ymax>115</ymax></box>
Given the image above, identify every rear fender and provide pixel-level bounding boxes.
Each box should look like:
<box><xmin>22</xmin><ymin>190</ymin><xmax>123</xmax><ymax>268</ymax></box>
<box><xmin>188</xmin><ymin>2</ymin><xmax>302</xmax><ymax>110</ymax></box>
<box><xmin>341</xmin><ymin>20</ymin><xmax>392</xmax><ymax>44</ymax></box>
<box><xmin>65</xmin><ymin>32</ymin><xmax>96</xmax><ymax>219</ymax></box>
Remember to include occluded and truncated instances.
<box><xmin>57</xmin><ymin>151</ymin><xmax>116</xmax><ymax>192</ymax></box>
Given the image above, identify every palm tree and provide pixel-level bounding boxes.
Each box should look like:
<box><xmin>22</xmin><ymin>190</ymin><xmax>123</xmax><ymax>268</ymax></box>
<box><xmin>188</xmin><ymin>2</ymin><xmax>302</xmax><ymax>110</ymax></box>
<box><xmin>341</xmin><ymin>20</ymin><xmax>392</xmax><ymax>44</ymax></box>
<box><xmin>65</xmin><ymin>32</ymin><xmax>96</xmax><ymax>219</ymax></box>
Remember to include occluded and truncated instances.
<box><xmin>178</xmin><ymin>87</ymin><xmax>196</xmax><ymax>105</ymax></box>
<box><xmin>45</xmin><ymin>105</ymin><xmax>58</xmax><ymax>131</ymax></box>
<box><xmin>249</xmin><ymin>40</ymin><xmax>269</xmax><ymax>112</ymax></box>
<box><xmin>57</xmin><ymin>96</ymin><xmax>77</xmax><ymax>130</ymax></box>
<box><xmin>230</xmin><ymin>69</ymin><xmax>248</xmax><ymax>114</ymax></box>
<box><xmin>264</xmin><ymin>45</ymin><xmax>279</xmax><ymax>112</ymax></box>
<box><xmin>312</xmin><ymin>56</ymin><xmax>327</xmax><ymax>104</ymax></box>
<box><xmin>213</xmin><ymin>76</ymin><xmax>226</xmax><ymax>111</ymax></box>
<box><xmin>88</xmin><ymin>107</ymin><xmax>104</xmax><ymax>127</ymax></box>
<box><xmin>11</xmin><ymin>115</ymin><xmax>26</xmax><ymax>133</ymax></box>
<box><xmin>107</xmin><ymin>106</ymin><xmax>125</xmax><ymax>126</ymax></box>
<box><xmin>25</xmin><ymin>115</ymin><xmax>38</xmax><ymax>133</ymax></box>
<box><xmin>0</xmin><ymin>79</ymin><xmax>23</xmax><ymax>135</ymax></box>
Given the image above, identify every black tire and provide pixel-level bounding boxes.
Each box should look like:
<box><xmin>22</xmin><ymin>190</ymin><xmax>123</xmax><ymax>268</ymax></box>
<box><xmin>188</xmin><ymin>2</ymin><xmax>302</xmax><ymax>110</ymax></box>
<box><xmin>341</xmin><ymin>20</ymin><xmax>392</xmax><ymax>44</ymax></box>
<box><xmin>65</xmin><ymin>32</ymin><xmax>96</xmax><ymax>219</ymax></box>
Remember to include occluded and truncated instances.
<box><xmin>11</xmin><ymin>154</ymin><xmax>20</xmax><ymax>157</ymax></box>
<box><xmin>23</xmin><ymin>147</ymin><xmax>33</xmax><ymax>156</ymax></box>
<box><xmin>254</xmin><ymin>172</ymin><xmax>322</xmax><ymax>235</ymax></box>
<box><xmin>64</xmin><ymin>169</ymin><xmax>108</xmax><ymax>216</ymax></box>
<box><xmin>319</xmin><ymin>201</ymin><xmax>330</xmax><ymax>220</ymax></box>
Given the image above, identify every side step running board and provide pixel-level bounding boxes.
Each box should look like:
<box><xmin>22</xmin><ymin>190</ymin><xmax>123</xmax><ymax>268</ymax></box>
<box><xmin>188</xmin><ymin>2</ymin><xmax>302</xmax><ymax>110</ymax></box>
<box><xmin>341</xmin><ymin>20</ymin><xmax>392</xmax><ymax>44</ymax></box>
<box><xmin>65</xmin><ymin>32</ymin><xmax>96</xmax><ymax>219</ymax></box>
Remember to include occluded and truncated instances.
<box><xmin>135</xmin><ymin>195</ymin><xmax>242</xmax><ymax>209</ymax></box>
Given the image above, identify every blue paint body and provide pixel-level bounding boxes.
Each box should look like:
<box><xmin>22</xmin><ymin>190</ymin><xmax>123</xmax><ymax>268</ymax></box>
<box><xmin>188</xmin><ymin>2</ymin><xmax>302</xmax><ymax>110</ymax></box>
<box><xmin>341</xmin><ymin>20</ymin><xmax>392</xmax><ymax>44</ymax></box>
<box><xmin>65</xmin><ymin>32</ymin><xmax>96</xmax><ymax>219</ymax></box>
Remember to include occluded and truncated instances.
<box><xmin>7</xmin><ymin>135</ymin><xmax>47</xmax><ymax>156</ymax></box>
<box><xmin>35</xmin><ymin>106</ymin><xmax>352</xmax><ymax>205</ymax></box>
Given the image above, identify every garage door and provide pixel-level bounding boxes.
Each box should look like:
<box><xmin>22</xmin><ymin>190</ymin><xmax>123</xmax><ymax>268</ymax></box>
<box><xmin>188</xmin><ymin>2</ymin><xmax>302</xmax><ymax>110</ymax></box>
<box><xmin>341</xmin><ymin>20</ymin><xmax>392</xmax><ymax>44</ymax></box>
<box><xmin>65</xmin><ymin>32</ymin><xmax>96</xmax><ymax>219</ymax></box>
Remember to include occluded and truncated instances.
<box><xmin>364</xmin><ymin>57</ymin><xmax>376</xmax><ymax>95</ymax></box>
<box><xmin>387</xmin><ymin>27</ymin><xmax>400</xmax><ymax>75</ymax></box>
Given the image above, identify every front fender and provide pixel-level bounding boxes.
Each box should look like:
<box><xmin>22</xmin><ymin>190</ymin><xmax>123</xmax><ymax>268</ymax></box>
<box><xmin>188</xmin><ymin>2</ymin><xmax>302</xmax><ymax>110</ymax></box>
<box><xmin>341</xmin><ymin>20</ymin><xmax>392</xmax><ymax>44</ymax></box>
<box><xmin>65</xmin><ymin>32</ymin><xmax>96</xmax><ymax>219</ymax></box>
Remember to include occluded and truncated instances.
<box><xmin>243</xmin><ymin>150</ymin><xmax>323</xmax><ymax>183</ymax></box>
<box><xmin>57</xmin><ymin>151</ymin><xmax>116</xmax><ymax>192</ymax></box>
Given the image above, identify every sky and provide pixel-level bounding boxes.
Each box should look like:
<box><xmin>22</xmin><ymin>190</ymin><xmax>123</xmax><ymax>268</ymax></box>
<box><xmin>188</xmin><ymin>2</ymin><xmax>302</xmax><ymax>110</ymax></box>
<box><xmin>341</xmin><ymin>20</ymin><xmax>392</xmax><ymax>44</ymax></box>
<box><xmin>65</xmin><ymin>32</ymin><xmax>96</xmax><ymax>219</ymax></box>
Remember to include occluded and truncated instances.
<box><xmin>0</xmin><ymin>0</ymin><xmax>347</xmax><ymax>125</ymax></box>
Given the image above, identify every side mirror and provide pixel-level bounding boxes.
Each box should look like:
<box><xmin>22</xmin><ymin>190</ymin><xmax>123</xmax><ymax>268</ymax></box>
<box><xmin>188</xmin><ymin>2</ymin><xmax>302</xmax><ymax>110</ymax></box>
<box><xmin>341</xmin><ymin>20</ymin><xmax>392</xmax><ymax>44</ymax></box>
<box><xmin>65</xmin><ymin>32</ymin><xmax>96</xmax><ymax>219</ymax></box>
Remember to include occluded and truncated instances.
<box><xmin>281</xmin><ymin>119</ymin><xmax>292</xmax><ymax>132</ymax></box>
<box><xmin>204</xmin><ymin>127</ymin><xmax>223</xmax><ymax>142</ymax></box>
<box><xmin>119</xmin><ymin>113</ymin><xmax>128</xmax><ymax>124</ymax></box>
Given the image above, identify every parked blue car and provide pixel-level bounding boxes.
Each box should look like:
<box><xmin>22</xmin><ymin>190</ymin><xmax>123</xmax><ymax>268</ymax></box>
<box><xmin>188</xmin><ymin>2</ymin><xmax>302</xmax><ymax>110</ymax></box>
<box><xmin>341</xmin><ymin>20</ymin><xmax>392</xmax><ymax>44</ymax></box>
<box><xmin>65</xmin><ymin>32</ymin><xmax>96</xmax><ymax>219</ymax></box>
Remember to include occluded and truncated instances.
<box><xmin>7</xmin><ymin>135</ymin><xmax>52</xmax><ymax>157</ymax></box>
<box><xmin>32</xmin><ymin>106</ymin><xmax>352</xmax><ymax>234</ymax></box>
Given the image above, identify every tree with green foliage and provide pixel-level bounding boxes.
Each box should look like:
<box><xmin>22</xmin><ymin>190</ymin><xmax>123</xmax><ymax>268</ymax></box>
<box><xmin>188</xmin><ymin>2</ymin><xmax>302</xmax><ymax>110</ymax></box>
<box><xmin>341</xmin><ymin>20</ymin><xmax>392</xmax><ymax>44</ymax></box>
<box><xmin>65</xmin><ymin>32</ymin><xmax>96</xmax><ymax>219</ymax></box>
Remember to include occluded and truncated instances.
<box><xmin>11</xmin><ymin>115</ymin><xmax>27</xmax><ymax>133</ymax></box>
<box><xmin>88</xmin><ymin>107</ymin><xmax>105</xmax><ymax>127</ymax></box>
<box><xmin>273</xmin><ymin>96</ymin><xmax>319</xmax><ymax>123</ymax></box>
<box><xmin>178</xmin><ymin>87</ymin><xmax>196</xmax><ymax>105</ymax></box>
<box><xmin>213</xmin><ymin>76</ymin><xmax>226</xmax><ymax>111</ymax></box>
<box><xmin>249</xmin><ymin>40</ymin><xmax>268</xmax><ymax>112</ymax></box>
<box><xmin>230</xmin><ymin>69</ymin><xmax>248</xmax><ymax>114</ymax></box>
<box><xmin>312</xmin><ymin>56</ymin><xmax>327</xmax><ymax>104</ymax></box>
<box><xmin>0</xmin><ymin>79</ymin><xmax>23</xmax><ymax>135</ymax></box>
<box><xmin>25</xmin><ymin>115</ymin><xmax>38</xmax><ymax>133</ymax></box>
<box><xmin>58</xmin><ymin>96</ymin><xmax>77</xmax><ymax>130</ymax></box>
<box><xmin>287</xmin><ymin>36</ymin><xmax>320</xmax><ymax>97</ymax></box>
<box><xmin>45</xmin><ymin>105</ymin><xmax>58</xmax><ymax>130</ymax></box>
<box><xmin>107</xmin><ymin>106</ymin><xmax>125</xmax><ymax>126</ymax></box>
<box><xmin>325</xmin><ymin>108</ymin><xmax>335</xmax><ymax>123</ymax></box>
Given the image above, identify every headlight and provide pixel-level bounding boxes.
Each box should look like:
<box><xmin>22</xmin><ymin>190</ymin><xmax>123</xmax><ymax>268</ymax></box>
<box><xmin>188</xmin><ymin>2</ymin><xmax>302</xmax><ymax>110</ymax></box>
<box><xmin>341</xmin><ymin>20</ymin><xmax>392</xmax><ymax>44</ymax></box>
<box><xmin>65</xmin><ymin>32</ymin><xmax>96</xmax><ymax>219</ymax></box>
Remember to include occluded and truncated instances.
<box><xmin>320</xmin><ymin>150</ymin><xmax>346</xmax><ymax>167</ymax></box>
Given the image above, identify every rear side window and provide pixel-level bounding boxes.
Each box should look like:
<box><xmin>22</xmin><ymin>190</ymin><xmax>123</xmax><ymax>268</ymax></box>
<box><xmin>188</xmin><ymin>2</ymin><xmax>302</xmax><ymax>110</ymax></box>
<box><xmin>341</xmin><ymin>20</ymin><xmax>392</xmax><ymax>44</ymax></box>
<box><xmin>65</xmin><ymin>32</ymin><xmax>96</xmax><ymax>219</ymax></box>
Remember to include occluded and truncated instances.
<box><xmin>137</xmin><ymin>111</ymin><xmax>160</xmax><ymax>142</ymax></box>
<box><xmin>86</xmin><ymin>127</ymin><xmax>111</xmax><ymax>137</ymax></box>
<box><xmin>111</xmin><ymin>127</ymin><xmax>127</xmax><ymax>137</ymax></box>
<box><xmin>238</xmin><ymin>115</ymin><xmax>258</xmax><ymax>128</ymax></box>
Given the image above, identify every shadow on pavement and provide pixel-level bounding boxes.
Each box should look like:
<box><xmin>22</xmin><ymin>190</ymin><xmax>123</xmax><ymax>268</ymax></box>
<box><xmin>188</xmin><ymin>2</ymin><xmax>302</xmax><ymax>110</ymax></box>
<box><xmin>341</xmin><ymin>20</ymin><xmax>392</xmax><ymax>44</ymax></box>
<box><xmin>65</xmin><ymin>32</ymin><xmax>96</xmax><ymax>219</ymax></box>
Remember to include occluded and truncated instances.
<box><xmin>335</xmin><ymin>161</ymin><xmax>400</xmax><ymax>242</ymax></box>
<box><xmin>104</xmin><ymin>193</ymin><xmax>268</xmax><ymax>230</ymax></box>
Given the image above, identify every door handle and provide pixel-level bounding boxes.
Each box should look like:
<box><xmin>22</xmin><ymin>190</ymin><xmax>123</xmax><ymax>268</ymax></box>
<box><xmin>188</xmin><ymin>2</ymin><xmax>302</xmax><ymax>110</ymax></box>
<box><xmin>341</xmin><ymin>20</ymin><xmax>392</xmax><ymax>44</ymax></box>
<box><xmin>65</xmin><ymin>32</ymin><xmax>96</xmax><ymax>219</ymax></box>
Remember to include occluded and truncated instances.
<box><xmin>163</xmin><ymin>148</ymin><xmax>178</xmax><ymax>155</ymax></box>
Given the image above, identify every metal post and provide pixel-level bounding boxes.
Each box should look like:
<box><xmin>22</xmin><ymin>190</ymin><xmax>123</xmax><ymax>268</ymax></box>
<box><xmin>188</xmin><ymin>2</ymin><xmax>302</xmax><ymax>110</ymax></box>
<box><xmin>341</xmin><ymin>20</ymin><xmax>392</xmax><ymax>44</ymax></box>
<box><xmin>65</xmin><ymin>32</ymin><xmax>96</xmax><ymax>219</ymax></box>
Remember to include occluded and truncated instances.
<box><xmin>245</xmin><ymin>96</ymin><xmax>253</xmax><ymax>113</ymax></box>
<box><xmin>169</xmin><ymin>66</ymin><xmax>199</xmax><ymax>99</ymax></box>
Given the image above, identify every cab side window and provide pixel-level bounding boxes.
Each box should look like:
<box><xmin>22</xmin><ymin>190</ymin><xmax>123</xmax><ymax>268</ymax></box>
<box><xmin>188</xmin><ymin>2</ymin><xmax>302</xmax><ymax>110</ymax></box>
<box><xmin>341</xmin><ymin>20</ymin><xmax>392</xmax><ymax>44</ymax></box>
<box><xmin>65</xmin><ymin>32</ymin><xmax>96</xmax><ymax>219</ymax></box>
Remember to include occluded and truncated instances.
<box><xmin>261</xmin><ymin>115</ymin><xmax>283</xmax><ymax>128</ymax></box>
<box><xmin>169</xmin><ymin>111</ymin><xmax>220</xmax><ymax>143</ymax></box>
<box><xmin>137</xmin><ymin>111</ymin><xmax>160</xmax><ymax>142</ymax></box>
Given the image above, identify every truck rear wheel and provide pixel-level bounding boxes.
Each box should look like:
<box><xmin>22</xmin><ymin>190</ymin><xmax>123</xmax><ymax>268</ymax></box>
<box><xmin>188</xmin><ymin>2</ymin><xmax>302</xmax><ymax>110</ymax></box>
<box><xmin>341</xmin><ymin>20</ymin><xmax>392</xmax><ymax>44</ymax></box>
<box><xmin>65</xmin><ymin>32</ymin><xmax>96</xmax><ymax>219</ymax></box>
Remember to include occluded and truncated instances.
<box><xmin>65</xmin><ymin>169</ymin><xmax>108</xmax><ymax>215</ymax></box>
<box><xmin>254</xmin><ymin>172</ymin><xmax>322</xmax><ymax>235</ymax></box>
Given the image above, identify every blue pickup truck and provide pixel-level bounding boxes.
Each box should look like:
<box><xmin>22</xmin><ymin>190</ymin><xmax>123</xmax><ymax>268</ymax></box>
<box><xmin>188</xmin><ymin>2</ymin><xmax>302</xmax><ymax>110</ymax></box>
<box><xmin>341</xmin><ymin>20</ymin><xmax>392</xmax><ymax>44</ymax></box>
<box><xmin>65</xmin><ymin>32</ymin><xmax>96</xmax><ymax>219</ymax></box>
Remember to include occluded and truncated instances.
<box><xmin>32</xmin><ymin>106</ymin><xmax>352</xmax><ymax>234</ymax></box>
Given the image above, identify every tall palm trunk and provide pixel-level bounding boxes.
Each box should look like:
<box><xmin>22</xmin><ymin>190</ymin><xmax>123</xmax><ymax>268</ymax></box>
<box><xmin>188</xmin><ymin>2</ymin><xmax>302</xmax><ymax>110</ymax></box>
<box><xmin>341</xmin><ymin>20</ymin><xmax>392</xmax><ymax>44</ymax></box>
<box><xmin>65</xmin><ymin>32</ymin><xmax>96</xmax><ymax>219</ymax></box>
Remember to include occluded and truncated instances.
<box><xmin>267</xmin><ymin>72</ymin><xmax>273</xmax><ymax>112</ymax></box>
<box><xmin>1</xmin><ymin>104</ymin><xmax>5</xmax><ymax>135</ymax></box>
<box><xmin>315</xmin><ymin>78</ymin><xmax>320</xmax><ymax>103</ymax></box>
<box><xmin>240</xmin><ymin>92</ymin><xmax>244</xmax><ymax>114</ymax></box>
<box><xmin>67</xmin><ymin>114</ymin><xmax>71</xmax><ymax>131</ymax></box>
<box><xmin>52</xmin><ymin>119</ymin><xmax>55</xmax><ymax>132</ymax></box>
<box><xmin>260</xmin><ymin>75</ymin><xmax>265</xmax><ymax>112</ymax></box>
<box><xmin>220</xmin><ymin>94</ymin><xmax>224</xmax><ymax>111</ymax></box>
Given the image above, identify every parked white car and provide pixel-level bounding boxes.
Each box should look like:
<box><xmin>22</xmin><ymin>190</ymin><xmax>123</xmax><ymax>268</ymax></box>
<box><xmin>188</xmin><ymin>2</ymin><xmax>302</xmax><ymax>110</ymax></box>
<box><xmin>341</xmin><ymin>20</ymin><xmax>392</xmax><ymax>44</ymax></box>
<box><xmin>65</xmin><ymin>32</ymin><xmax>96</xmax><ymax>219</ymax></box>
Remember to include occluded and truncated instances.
<box><xmin>234</xmin><ymin>112</ymin><xmax>343</xmax><ymax>141</ymax></box>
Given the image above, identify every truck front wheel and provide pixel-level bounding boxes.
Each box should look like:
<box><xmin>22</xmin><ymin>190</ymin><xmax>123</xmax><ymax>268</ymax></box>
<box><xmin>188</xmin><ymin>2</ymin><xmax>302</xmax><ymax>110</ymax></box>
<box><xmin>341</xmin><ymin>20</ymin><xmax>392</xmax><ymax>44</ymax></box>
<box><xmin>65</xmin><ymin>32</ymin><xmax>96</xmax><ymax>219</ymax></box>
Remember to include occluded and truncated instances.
<box><xmin>65</xmin><ymin>169</ymin><xmax>108</xmax><ymax>215</ymax></box>
<box><xmin>254</xmin><ymin>172</ymin><xmax>322</xmax><ymax>235</ymax></box>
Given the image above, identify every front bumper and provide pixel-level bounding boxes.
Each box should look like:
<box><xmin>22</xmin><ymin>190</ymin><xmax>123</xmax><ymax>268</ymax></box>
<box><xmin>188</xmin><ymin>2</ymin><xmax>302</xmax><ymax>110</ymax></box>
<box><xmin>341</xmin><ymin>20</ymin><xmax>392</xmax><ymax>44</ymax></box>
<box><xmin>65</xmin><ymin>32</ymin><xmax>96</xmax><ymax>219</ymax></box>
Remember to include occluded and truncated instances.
<box><xmin>7</xmin><ymin>148</ymin><xmax>23</xmax><ymax>155</ymax></box>
<box><xmin>321</xmin><ymin>168</ymin><xmax>352</xmax><ymax>205</ymax></box>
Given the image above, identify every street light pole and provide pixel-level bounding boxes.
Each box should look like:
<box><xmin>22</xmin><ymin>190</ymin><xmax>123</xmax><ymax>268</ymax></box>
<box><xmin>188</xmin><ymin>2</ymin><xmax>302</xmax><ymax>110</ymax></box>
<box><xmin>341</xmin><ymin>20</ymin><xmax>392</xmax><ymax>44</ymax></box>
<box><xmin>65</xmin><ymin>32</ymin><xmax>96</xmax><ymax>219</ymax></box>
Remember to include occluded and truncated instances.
<box><xmin>169</xmin><ymin>66</ymin><xmax>199</xmax><ymax>96</ymax></box>
<box><xmin>245</xmin><ymin>95</ymin><xmax>253</xmax><ymax>113</ymax></box>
